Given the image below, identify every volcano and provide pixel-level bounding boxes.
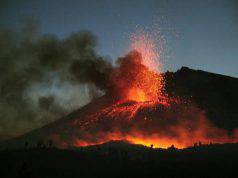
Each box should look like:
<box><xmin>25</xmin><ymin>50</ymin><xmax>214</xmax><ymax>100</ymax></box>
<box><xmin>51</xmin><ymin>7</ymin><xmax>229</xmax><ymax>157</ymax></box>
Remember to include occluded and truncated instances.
<box><xmin>2</xmin><ymin>66</ymin><xmax>238</xmax><ymax>150</ymax></box>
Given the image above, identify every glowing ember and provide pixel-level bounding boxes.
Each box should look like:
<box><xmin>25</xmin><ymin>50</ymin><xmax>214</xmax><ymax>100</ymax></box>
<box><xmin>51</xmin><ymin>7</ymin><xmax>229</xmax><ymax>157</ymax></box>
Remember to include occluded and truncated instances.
<box><xmin>131</xmin><ymin>32</ymin><xmax>160</xmax><ymax>68</ymax></box>
<box><xmin>128</xmin><ymin>30</ymin><xmax>165</xmax><ymax>102</ymax></box>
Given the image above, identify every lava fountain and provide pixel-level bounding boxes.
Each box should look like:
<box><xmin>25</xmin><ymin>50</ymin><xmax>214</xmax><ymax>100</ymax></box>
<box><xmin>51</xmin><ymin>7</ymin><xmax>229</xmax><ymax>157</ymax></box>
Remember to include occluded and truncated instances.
<box><xmin>109</xmin><ymin>30</ymin><xmax>166</xmax><ymax>103</ymax></box>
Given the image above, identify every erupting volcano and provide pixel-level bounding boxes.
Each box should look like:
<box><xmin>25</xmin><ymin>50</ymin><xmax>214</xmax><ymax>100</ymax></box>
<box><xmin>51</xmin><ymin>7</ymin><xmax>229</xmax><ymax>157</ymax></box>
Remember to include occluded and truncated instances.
<box><xmin>3</xmin><ymin>33</ymin><xmax>238</xmax><ymax>150</ymax></box>
<box><xmin>47</xmin><ymin>33</ymin><xmax>238</xmax><ymax>149</ymax></box>
<box><xmin>3</xmin><ymin>2</ymin><xmax>238</xmax><ymax>178</ymax></box>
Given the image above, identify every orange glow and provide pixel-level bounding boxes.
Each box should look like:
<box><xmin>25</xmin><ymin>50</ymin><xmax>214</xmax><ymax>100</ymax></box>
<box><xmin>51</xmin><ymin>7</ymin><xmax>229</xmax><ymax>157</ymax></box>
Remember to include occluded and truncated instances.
<box><xmin>73</xmin><ymin>131</ymin><xmax>185</xmax><ymax>149</ymax></box>
<box><xmin>127</xmin><ymin>88</ymin><xmax>147</xmax><ymax>102</ymax></box>
<box><xmin>127</xmin><ymin>136</ymin><xmax>184</xmax><ymax>149</ymax></box>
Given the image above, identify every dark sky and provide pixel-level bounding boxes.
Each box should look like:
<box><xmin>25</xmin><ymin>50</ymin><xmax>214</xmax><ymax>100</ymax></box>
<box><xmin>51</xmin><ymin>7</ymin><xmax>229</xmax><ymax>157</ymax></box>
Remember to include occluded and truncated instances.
<box><xmin>1</xmin><ymin>0</ymin><xmax>238</xmax><ymax>77</ymax></box>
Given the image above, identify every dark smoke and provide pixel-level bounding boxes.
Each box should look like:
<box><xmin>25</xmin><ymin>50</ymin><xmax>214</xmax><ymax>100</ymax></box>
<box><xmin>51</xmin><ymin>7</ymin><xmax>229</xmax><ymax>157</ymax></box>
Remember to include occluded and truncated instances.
<box><xmin>110</xmin><ymin>51</ymin><xmax>147</xmax><ymax>96</ymax></box>
<box><xmin>0</xmin><ymin>21</ymin><xmax>112</xmax><ymax>140</ymax></box>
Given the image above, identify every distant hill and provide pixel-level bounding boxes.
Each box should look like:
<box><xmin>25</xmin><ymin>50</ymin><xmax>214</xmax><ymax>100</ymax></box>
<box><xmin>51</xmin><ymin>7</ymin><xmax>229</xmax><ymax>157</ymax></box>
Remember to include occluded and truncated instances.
<box><xmin>1</xmin><ymin>67</ymin><xmax>238</xmax><ymax>149</ymax></box>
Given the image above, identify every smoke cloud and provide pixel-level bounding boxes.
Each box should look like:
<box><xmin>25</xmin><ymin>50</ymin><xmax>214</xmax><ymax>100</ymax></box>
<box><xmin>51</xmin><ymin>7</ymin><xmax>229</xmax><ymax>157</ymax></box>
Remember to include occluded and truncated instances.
<box><xmin>0</xmin><ymin>21</ymin><xmax>112</xmax><ymax>140</ymax></box>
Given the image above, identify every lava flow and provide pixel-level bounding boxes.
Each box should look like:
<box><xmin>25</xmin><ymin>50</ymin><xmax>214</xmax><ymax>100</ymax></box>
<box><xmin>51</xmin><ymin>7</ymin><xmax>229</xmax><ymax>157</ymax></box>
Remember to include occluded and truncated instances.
<box><xmin>51</xmin><ymin>32</ymin><xmax>238</xmax><ymax>149</ymax></box>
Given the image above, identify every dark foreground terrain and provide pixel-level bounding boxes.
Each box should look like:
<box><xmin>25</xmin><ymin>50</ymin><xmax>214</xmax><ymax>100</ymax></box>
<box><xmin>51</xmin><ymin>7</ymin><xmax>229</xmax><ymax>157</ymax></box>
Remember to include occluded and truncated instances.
<box><xmin>0</xmin><ymin>141</ymin><xmax>238</xmax><ymax>178</ymax></box>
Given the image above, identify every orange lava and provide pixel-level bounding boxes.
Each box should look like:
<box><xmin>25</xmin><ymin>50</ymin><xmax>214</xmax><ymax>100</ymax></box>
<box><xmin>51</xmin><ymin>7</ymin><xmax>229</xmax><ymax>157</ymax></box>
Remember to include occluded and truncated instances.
<box><xmin>127</xmin><ymin>88</ymin><xmax>147</xmax><ymax>102</ymax></box>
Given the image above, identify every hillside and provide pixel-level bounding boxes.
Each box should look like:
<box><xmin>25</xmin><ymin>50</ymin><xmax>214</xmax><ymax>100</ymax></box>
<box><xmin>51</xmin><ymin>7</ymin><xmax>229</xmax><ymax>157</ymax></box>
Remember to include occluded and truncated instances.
<box><xmin>165</xmin><ymin>67</ymin><xmax>238</xmax><ymax>130</ymax></box>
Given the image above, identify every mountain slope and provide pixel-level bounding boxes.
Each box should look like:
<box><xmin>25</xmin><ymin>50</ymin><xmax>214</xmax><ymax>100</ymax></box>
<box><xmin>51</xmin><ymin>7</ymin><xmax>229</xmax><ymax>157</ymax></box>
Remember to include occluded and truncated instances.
<box><xmin>1</xmin><ymin>67</ymin><xmax>238</xmax><ymax>149</ymax></box>
<box><xmin>165</xmin><ymin>67</ymin><xmax>238</xmax><ymax>130</ymax></box>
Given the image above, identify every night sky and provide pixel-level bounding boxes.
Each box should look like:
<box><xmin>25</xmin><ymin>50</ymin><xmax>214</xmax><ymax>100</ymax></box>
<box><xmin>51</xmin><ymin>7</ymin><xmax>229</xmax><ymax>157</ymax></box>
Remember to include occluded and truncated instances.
<box><xmin>1</xmin><ymin>0</ymin><xmax>238</xmax><ymax>77</ymax></box>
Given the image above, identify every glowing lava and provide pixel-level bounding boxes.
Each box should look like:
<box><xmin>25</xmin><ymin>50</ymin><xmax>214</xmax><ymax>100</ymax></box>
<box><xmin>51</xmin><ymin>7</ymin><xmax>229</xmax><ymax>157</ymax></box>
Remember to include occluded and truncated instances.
<box><xmin>127</xmin><ymin>88</ymin><xmax>147</xmax><ymax>102</ymax></box>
